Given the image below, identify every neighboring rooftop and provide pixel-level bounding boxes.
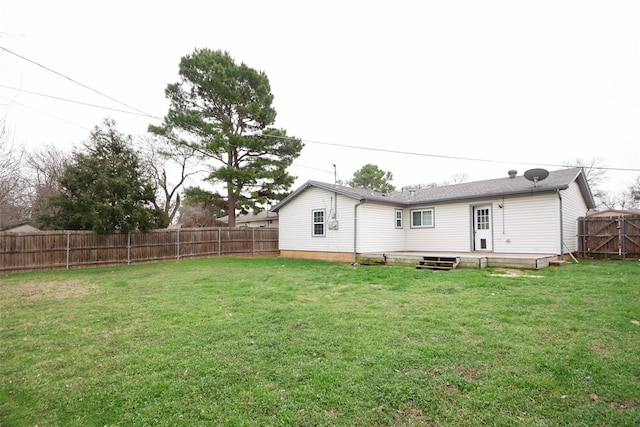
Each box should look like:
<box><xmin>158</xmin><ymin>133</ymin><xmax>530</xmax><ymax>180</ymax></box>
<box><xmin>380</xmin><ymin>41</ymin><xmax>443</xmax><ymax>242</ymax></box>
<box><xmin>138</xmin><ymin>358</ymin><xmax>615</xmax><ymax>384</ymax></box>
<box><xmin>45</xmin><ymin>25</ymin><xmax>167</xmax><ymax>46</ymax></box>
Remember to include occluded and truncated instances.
<box><xmin>587</xmin><ymin>208</ymin><xmax>640</xmax><ymax>217</ymax></box>
<box><xmin>0</xmin><ymin>222</ymin><xmax>40</xmax><ymax>233</ymax></box>
<box><xmin>218</xmin><ymin>210</ymin><xmax>278</xmax><ymax>225</ymax></box>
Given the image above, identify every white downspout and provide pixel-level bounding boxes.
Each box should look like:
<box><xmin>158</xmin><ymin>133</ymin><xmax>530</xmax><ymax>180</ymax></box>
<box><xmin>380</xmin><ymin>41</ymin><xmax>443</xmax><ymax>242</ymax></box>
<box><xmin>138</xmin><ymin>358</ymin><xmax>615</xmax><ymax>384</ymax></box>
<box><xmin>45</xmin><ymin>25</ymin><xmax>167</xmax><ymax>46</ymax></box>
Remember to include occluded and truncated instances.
<box><xmin>353</xmin><ymin>200</ymin><xmax>366</xmax><ymax>265</ymax></box>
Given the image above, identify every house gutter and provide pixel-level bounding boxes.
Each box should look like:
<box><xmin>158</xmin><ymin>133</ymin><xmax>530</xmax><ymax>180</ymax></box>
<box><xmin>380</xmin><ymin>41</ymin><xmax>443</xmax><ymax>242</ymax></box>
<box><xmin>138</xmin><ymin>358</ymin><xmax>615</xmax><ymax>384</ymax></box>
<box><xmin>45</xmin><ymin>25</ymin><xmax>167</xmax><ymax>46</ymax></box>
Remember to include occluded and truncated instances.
<box><xmin>353</xmin><ymin>199</ymin><xmax>366</xmax><ymax>265</ymax></box>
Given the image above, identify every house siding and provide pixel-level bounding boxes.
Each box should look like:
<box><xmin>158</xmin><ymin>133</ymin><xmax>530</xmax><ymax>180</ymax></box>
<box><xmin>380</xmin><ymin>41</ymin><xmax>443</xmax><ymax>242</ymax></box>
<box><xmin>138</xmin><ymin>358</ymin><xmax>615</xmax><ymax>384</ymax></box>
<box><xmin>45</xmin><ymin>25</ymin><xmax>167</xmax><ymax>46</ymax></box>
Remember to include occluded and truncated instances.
<box><xmin>403</xmin><ymin>193</ymin><xmax>563</xmax><ymax>255</ymax></box>
<box><xmin>278</xmin><ymin>187</ymin><xmax>356</xmax><ymax>253</ymax></box>
<box><xmin>492</xmin><ymin>193</ymin><xmax>560</xmax><ymax>254</ymax></box>
<box><xmin>405</xmin><ymin>202</ymin><xmax>471</xmax><ymax>252</ymax></box>
<box><xmin>357</xmin><ymin>204</ymin><xmax>406</xmax><ymax>252</ymax></box>
<box><xmin>560</xmin><ymin>181</ymin><xmax>589</xmax><ymax>253</ymax></box>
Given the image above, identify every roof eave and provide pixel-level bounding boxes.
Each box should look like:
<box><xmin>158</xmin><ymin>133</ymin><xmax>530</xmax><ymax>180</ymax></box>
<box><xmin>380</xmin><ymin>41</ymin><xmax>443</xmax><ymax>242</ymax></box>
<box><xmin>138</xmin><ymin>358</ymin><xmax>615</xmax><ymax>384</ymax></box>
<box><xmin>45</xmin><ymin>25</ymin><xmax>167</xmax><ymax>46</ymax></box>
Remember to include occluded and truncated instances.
<box><xmin>574</xmin><ymin>170</ymin><xmax>597</xmax><ymax>209</ymax></box>
<box><xmin>272</xmin><ymin>181</ymin><xmax>365</xmax><ymax>212</ymax></box>
<box><xmin>403</xmin><ymin>186</ymin><xmax>570</xmax><ymax>206</ymax></box>
<box><xmin>274</xmin><ymin>168</ymin><xmax>595</xmax><ymax>211</ymax></box>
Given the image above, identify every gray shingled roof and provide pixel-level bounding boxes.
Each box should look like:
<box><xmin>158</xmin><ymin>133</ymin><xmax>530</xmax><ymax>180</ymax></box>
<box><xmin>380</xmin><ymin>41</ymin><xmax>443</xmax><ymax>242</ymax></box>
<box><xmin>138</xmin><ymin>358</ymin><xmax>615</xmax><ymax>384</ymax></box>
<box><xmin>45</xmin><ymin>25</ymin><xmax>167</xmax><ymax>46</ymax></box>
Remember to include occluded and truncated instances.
<box><xmin>273</xmin><ymin>168</ymin><xmax>595</xmax><ymax>211</ymax></box>
<box><xmin>218</xmin><ymin>211</ymin><xmax>278</xmax><ymax>224</ymax></box>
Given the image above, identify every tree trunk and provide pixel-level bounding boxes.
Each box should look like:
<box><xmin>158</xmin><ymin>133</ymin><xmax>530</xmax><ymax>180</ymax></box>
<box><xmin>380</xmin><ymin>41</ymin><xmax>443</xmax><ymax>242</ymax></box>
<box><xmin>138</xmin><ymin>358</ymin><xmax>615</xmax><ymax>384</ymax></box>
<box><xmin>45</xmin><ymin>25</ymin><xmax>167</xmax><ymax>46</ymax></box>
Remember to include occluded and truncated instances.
<box><xmin>227</xmin><ymin>188</ymin><xmax>236</xmax><ymax>228</ymax></box>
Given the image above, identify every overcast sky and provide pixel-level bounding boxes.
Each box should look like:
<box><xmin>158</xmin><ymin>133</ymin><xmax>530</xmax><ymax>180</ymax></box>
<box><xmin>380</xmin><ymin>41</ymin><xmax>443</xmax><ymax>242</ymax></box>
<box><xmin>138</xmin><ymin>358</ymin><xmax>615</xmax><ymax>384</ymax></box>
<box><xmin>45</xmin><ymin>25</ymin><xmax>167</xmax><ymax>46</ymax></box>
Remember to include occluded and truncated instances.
<box><xmin>1</xmin><ymin>0</ymin><xmax>639</xmax><ymax>197</ymax></box>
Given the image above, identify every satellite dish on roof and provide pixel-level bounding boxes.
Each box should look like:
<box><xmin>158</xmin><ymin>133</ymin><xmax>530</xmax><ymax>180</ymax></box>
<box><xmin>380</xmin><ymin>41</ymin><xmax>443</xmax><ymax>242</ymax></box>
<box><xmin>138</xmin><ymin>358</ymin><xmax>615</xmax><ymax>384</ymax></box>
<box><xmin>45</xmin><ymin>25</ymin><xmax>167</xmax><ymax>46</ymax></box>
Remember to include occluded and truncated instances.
<box><xmin>523</xmin><ymin>168</ymin><xmax>549</xmax><ymax>187</ymax></box>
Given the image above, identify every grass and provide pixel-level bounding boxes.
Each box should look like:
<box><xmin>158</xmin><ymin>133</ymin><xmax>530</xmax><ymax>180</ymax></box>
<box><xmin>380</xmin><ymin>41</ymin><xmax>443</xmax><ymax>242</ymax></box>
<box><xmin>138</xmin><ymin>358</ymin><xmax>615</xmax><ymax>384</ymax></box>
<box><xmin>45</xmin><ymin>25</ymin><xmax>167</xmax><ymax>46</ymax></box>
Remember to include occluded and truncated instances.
<box><xmin>1</xmin><ymin>257</ymin><xmax>639</xmax><ymax>426</ymax></box>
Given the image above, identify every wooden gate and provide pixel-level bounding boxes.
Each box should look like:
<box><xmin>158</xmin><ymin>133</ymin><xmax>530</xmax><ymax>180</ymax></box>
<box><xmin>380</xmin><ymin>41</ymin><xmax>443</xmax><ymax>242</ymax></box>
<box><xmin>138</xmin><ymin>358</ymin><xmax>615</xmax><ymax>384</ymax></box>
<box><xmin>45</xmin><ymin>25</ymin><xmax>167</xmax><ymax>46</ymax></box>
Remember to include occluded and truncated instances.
<box><xmin>578</xmin><ymin>215</ymin><xmax>640</xmax><ymax>259</ymax></box>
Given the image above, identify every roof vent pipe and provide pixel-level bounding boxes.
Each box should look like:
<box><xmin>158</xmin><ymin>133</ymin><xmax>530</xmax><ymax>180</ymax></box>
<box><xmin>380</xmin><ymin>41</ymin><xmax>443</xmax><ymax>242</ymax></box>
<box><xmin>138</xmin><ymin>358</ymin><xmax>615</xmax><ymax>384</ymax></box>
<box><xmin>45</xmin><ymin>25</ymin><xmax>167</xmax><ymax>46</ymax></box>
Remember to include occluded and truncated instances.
<box><xmin>508</xmin><ymin>170</ymin><xmax>517</xmax><ymax>178</ymax></box>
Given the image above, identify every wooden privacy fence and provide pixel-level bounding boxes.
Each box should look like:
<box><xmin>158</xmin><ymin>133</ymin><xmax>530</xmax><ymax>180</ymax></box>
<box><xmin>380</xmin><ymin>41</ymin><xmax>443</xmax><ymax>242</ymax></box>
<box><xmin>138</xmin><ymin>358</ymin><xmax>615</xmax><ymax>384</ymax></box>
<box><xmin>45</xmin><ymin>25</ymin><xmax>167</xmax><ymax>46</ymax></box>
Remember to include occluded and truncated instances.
<box><xmin>578</xmin><ymin>215</ymin><xmax>640</xmax><ymax>259</ymax></box>
<box><xmin>0</xmin><ymin>227</ymin><xmax>279</xmax><ymax>274</ymax></box>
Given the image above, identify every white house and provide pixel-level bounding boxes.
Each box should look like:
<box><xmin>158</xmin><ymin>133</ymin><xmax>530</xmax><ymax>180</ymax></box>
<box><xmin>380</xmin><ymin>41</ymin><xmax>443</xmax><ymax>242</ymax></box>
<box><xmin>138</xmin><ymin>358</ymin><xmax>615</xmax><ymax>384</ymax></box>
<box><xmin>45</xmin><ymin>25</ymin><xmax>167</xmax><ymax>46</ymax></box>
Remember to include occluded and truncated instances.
<box><xmin>272</xmin><ymin>168</ymin><xmax>595</xmax><ymax>265</ymax></box>
<box><xmin>586</xmin><ymin>208</ymin><xmax>640</xmax><ymax>218</ymax></box>
<box><xmin>0</xmin><ymin>222</ymin><xmax>40</xmax><ymax>233</ymax></box>
<box><xmin>218</xmin><ymin>211</ymin><xmax>279</xmax><ymax>228</ymax></box>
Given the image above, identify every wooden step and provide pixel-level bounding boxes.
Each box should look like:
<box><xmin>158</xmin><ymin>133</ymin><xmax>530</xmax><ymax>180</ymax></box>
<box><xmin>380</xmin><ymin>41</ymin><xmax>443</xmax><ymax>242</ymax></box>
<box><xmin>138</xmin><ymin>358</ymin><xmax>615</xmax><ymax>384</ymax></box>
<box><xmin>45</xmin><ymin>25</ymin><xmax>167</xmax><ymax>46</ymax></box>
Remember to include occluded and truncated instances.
<box><xmin>416</xmin><ymin>264</ymin><xmax>454</xmax><ymax>270</ymax></box>
<box><xmin>416</xmin><ymin>256</ymin><xmax>460</xmax><ymax>271</ymax></box>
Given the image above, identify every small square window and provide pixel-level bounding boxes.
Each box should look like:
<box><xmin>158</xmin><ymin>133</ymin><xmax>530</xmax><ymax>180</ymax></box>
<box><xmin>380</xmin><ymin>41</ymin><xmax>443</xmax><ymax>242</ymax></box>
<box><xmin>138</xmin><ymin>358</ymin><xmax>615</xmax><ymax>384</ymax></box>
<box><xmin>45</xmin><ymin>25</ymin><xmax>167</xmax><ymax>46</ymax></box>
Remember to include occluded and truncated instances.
<box><xmin>395</xmin><ymin>209</ymin><xmax>403</xmax><ymax>229</ymax></box>
<box><xmin>312</xmin><ymin>209</ymin><xmax>325</xmax><ymax>237</ymax></box>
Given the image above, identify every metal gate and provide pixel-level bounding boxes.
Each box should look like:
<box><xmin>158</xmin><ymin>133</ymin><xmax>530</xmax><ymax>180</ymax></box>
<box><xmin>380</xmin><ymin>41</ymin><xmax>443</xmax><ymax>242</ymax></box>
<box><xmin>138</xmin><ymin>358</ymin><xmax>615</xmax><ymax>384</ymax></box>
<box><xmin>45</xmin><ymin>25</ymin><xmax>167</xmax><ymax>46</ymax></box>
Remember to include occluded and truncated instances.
<box><xmin>578</xmin><ymin>215</ymin><xmax>640</xmax><ymax>259</ymax></box>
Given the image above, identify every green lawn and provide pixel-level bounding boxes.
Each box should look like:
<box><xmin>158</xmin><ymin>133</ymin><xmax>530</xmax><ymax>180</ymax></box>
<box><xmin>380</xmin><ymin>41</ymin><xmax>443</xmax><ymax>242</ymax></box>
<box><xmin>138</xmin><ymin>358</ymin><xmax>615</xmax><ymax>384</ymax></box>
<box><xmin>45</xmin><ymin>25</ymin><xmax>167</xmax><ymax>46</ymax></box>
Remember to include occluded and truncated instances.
<box><xmin>1</xmin><ymin>257</ymin><xmax>639</xmax><ymax>426</ymax></box>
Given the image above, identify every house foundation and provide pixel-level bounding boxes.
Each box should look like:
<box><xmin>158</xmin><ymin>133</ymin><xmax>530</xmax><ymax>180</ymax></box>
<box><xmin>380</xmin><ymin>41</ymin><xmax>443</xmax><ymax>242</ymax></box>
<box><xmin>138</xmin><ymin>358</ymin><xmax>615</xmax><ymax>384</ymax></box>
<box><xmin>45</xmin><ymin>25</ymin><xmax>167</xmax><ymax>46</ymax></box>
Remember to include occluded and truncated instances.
<box><xmin>278</xmin><ymin>250</ymin><xmax>354</xmax><ymax>263</ymax></box>
<box><xmin>358</xmin><ymin>251</ymin><xmax>561</xmax><ymax>270</ymax></box>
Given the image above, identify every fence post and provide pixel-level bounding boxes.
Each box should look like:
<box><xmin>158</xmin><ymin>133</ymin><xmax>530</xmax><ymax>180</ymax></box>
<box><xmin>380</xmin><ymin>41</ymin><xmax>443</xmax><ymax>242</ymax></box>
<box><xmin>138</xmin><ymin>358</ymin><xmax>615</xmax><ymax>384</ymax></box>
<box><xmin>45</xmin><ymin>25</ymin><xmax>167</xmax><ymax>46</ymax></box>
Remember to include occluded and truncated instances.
<box><xmin>620</xmin><ymin>216</ymin><xmax>626</xmax><ymax>259</ymax></box>
<box><xmin>218</xmin><ymin>228</ymin><xmax>221</xmax><ymax>256</ymax></box>
<box><xmin>579</xmin><ymin>217</ymin><xmax>586</xmax><ymax>258</ymax></box>
<box><xmin>583</xmin><ymin>217</ymin><xmax>588</xmax><ymax>258</ymax></box>
<box><xmin>176</xmin><ymin>228</ymin><xmax>180</xmax><ymax>259</ymax></box>
<box><xmin>66</xmin><ymin>230</ymin><xmax>71</xmax><ymax>270</ymax></box>
<box><xmin>252</xmin><ymin>228</ymin><xmax>256</xmax><ymax>254</ymax></box>
<box><xmin>126</xmin><ymin>232</ymin><xmax>131</xmax><ymax>265</ymax></box>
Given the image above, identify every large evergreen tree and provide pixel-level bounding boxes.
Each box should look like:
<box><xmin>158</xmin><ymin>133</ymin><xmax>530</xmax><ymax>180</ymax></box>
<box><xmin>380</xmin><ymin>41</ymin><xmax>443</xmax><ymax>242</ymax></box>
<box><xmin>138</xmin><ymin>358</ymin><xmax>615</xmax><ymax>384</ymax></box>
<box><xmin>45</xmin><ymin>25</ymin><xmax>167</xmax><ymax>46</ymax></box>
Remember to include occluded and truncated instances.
<box><xmin>44</xmin><ymin>119</ymin><xmax>167</xmax><ymax>234</ymax></box>
<box><xmin>150</xmin><ymin>49</ymin><xmax>303</xmax><ymax>227</ymax></box>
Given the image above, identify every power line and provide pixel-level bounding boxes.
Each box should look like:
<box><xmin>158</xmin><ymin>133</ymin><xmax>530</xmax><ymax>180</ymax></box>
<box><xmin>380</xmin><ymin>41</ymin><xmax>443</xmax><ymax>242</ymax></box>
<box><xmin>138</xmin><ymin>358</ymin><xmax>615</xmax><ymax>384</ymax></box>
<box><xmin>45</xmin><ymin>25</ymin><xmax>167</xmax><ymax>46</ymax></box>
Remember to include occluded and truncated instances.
<box><xmin>291</xmin><ymin>163</ymin><xmax>334</xmax><ymax>174</ymax></box>
<box><xmin>0</xmin><ymin>84</ymin><xmax>154</xmax><ymax>117</ymax></box>
<box><xmin>0</xmin><ymin>95</ymin><xmax>92</xmax><ymax>132</ymax></box>
<box><xmin>300</xmin><ymin>138</ymin><xmax>640</xmax><ymax>172</ymax></box>
<box><xmin>0</xmin><ymin>45</ymin><xmax>162</xmax><ymax>120</ymax></box>
<box><xmin>269</xmin><ymin>134</ymin><xmax>639</xmax><ymax>173</ymax></box>
<box><xmin>1</xmin><ymin>44</ymin><xmax>635</xmax><ymax>174</ymax></box>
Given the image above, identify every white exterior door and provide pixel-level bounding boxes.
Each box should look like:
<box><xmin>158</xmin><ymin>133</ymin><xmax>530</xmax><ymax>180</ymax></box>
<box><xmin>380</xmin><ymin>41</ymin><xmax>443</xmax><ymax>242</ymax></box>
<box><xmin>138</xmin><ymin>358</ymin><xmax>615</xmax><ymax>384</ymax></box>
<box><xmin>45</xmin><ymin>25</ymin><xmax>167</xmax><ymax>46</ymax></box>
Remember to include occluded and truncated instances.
<box><xmin>473</xmin><ymin>205</ymin><xmax>493</xmax><ymax>251</ymax></box>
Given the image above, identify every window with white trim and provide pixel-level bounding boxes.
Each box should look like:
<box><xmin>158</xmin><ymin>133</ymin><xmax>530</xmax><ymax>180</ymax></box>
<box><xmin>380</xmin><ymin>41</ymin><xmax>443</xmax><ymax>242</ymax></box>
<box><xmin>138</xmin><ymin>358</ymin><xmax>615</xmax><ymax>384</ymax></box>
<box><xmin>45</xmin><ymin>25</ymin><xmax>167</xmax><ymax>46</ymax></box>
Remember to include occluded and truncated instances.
<box><xmin>410</xmin><ymin>208</ymin><xmax>434</xmax><ymax>228</ymax></box>
<box><xmin>312</xmin><ymin>209</ymin><xmax>325</xmax><ymax>236</ymax></box>
<box><xmin>395</xmin><ymin>209</ymin><xmax>403</xmax><ymax>229</ymax></box>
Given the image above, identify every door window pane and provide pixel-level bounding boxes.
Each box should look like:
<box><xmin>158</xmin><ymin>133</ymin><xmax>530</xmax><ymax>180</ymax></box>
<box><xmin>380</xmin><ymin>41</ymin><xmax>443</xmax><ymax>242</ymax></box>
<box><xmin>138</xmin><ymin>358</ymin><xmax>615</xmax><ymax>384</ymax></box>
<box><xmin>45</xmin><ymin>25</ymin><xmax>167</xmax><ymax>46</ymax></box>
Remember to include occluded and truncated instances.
<box><xmin>476</xmin><ymin>208</ymin><xmax>489</xmax><ymax>230</ymax></box>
